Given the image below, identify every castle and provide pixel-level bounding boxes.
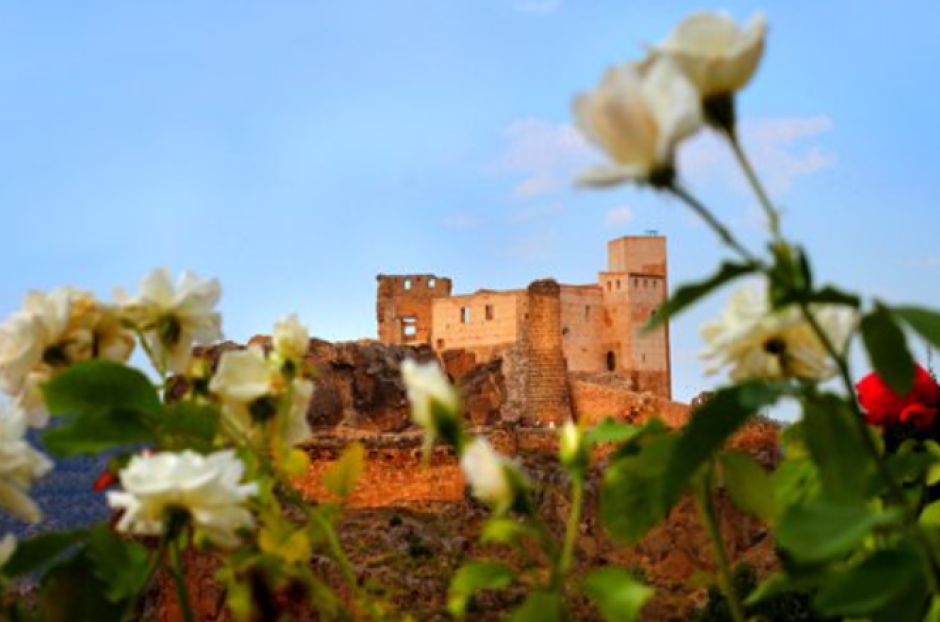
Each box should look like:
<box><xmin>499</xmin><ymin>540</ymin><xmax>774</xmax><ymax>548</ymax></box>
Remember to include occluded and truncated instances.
<box><xmin>375</xmin><ymin>235</ymin><xmax>672</xmax><ymax>423</ymax></box>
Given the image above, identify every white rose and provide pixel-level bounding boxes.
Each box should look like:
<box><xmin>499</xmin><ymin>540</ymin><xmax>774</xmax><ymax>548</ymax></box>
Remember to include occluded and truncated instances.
<box><xmin>273</xmin><ymin>314</ymin><xmax>309</xmax><ymax>363</ymax></box>
<box><xmin>0</xmin><ymin>289</ymin><xmax>134</xmax><ymax>427</ymax></box>
<box><xmin>209</xmin><ymin>346</ymin><xmax>312</xmax><ymax>447</ymax></box>
<box><xmin>559</xmin><ymin>420</ymin><xmax>586</xmax><ymax>470</ymax></box>
<box><xmin>284</xmin><ymin>378</ymin><xmax>313</xmax><ymax>446</ymax></box>
<box><xmin>700</xmin><ymin>287</ymin><xmax>857</xmax><ymax>382</ymax></box>
<box><xmin>573</xmin><ymin>58</ymin><xmax>701</xmax><ymax>187</ymax></box>
<box><xmin>0</xmin><ymin>404</ymin><xmax>53</xmax><ymax>522</ymax></box>
<box><xmin>460</xmin><ymin>438</ymin><xmax>514</xmax><ymax>510</ymax></box>
<box><xmin>0</xmin><ymin>312</ymin><xmax>45</xmax><ymax>397</ymax></box>
<box><xmin>657</xmin><ymin>12</ymin><xmax>767</xmax><ymax>99</ymax></box>
<box><xmin>401</xmin><ymin>359</ymin><xmax>460</xmax><ymax>434</ymax></box>
<box><xmin>116</xmin><ymin>268</ymin><xmax>222</xmax><ymax>374</ymax></box>
<box><xmin>107</xmin><ymin>450</ymin><xmax>257</xmax><ymax>548</ymax></box>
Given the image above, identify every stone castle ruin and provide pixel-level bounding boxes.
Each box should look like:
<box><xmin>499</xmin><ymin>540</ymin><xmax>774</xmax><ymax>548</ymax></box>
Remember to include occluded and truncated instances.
<box><xmin>376</xmin><ymin>235</ymin><xmax>672</xmax><ymax>424</ymax></box>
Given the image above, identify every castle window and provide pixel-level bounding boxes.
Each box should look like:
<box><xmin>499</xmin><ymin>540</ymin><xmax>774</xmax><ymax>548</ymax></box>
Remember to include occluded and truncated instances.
<box><xmin>584</xmin><ymin>305</ymin><xmax>590</xmax><ymax>320</ymax></box>
<box><xmin>607</xmin><ymin>281</ymin><xmax>612</xmax><ymax>292</ymax></box>
<box><xmin>616</xmin><ymin>279</ymin><xmax>621</xmax><ymax>290</ymax></box>
<box><xmin>485</xmin><ymin>305</ymin><xmax>494</xmax><ymax>321</ymax></box>
<box><xmin>403</xmin><ymin>278</ymin><xmax>412</xmax><ymax>291</ymax></box>
<box><xmin>606</xmin><ymin>351</ymin><xmax>616</xmax><ymax>372</ymax></box>
<box><xmin>402</xmin><ymin>316</ymin><xmax>417</xmax><ymax>339</ymax></box>
<box><xmin>461</xmin><ymin>307</ymin><xmax>471</xmax><ymax>324</ymax></box>
<box><xmin>428</xmin><ymin>278</ymin><xmax>437</xmax><ymax>288</ymax></box>
<box><xmin>437</xmin><ymin>339</ymin><xmax>445</xmax><ymax>349</ymax></box>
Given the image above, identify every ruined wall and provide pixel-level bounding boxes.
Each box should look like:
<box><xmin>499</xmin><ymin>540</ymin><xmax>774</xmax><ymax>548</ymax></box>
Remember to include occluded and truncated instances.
<box><xmin>569</xmin><ymin>372</ymin><xmax>689</xmax><ymax>428</ymax></box>
<box><xmin>376</xmin><ymin>274</ymin><xmax>452</xmax><ymax>346</ymax></box>
<box><xmin>430</xmin><ymin>290</ymin><xmax>524</xmax><ymax>359</ymax></box>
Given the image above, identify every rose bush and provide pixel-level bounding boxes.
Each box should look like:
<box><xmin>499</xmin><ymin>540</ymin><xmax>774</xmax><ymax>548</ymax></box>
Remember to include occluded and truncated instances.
<box><xmin>0</xmin><ymin>9</ymin><xmax>939</xmax><ymax>622</ymax></box>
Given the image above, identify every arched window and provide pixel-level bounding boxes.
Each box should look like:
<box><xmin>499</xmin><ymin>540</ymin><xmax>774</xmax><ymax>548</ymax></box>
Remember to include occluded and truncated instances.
<box><xmin>606</xmin><ymin>351</ymin><xmax>616</xmax><ymax>372</ymax></box>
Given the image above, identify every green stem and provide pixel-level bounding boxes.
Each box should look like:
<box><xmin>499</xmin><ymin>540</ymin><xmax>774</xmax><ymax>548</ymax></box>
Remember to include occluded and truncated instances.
<box><xmin>169</xmin><ymin>539</ymin><xmax>197</xmax><ymax>622</ymax></box>
<box><xmin>559</xmin><ymin>475</ymin><xmax>584</xmax><ymax>577</ymax></box>
<box><xmin>669</xmin><ymin>184</ymin><xmax>763</xmax><ymax>268</ymax></box>
<box><xmin>696</xmin><ymin>467</ymin><xmax>747</xmax><ymax>622</ymax></box>
<box><xmin>122</xmin><ymin>536</ymin><xmax>171</xmax><ymax>622</ymax></box>
<box><xmin>724</xmin><ymin>129</ymin><xmax>782</xmax><ymax>242</ymax></box>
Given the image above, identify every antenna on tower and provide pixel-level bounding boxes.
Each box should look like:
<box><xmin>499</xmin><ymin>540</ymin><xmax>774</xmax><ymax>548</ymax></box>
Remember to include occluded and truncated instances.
<box><xmin>644</xmin><ymin>229</ymin><xmax>659</xmax><ymax>236</ymax></box>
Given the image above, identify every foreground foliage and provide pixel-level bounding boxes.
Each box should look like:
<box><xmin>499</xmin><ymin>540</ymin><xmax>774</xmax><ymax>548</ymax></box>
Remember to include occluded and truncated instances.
<box><xmin>0</xmin><ymin>8</ymin><xmax>937</xmax><ymax>622</ymax></box>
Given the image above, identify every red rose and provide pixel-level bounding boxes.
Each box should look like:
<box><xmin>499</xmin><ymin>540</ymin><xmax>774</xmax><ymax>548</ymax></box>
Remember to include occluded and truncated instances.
<box><xmin>856</xmin><ymin>365</ymin><xmax>940</xmax><ymax>431</ymax></box>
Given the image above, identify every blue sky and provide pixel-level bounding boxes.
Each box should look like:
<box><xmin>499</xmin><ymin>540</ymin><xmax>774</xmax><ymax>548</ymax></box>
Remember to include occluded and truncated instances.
<box><xmin>1</xmin><ymin>1</ymin><xmax>939</xmax><ymax>403</ymax></box>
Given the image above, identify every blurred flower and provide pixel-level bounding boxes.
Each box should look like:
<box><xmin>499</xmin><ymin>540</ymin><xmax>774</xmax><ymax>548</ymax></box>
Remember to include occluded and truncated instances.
<box><xmin>0</xmin><ymin>288</ymin><xmax>133</xmax><ymax>427</ymax></box>
<box><xmin>116</xmin><ymin>268</ymin><xmax>222</xmax><ymax>375</ymax></box>
<box><xmin>700</xmin><ymin>287</ymin><xmax>856</xmax><ymax>381</ymax></box>
<box><xmin>107</xmin><ymin>450</ymin><xmax>257</xmax><ymax>548</ymax></box>
<box><xmin>401</xmin><ymin>359</ymin><xmax>460</xmax><ymax>437</ymax></box>
<box><xmin>460</xmin><ymin>438</ymin><xmax>515</xmax><ymax>511</ymax></box>
<box><xmin>857</xmin><ymin>366</ymin><xmax>940</xmax><ymax>431</ymax></box>
<box><xmin>657</xmin><ymin>12</ymin><xmax>767</xmax><ymax>100</ymax></box>
<box><xmin>209</xmin><ymin>346</ymin><xmax>312</xmax><ymax>446</ymax></box>
<box><xmin>0</xmin><ymin>403</ymin><xmax>53</xmax><ymax>522</ymax></box>
<box><xmin>272</xmin><ymin>314</ymin><xmax>309</xmax><ymax>364</ymax></box>
<box><xmin>0</xmin><ymin>534</ymin><xmax>15</xmax><ymax>570</ymax></box>
<box><xmin>559</xmin><ymin>420</ymin><xmax>588</xmax><ymax>471</ymax></box>
<box><xmin>573</xmin><ymin>58</ymin><xmax>701</xmax><ymax>187</ymax></box>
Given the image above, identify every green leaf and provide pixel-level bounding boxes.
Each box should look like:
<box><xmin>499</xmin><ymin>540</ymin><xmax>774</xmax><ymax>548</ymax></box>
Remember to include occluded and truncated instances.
<box><xmin>38</xmin><ymin>546</ymin><xmax>129</xmax><ymax>622</ymax></box>
<box><xmin>644</xmin><ymin>261</ymin><xmax>755</xmax><ymax>331</ymax></box>
<box><xmin>42</xmin><ymin>409</ymin><xmax>155</xmax><ymax>456</ymax></box>
<box><xmin>41</xmin><ymin>360</ymin><xmax>162</xmax><ymax>456</ymax></box>
<box><xmin>802</xmin><ymin>394</ymin><xmax>876</xmax><ymax>502</ymax></box>
<box><xmin>85</xmin><ymin>526</ymin><xmax>150</xmax><ymax>602</ymax></box>
<box><xmin>895</xmin><ymin>306</ymin><xmax>940</xmax><ymax>352</ymax></box>
<box><xmin>447</xmin><ymin>561</ymin><xmax>515</xmax><ymax>618</ymax></box>
<box><xmin>719</xmin><ymin>452</ymin><xmax>776</xmax><ymax>524</ymax></box>
<box><xmin>920</xmin><ymin>500</ymin><xmax>940</xmax><ymax>527</ymax></box>
<box><xmin>860</xmin><ymin>304</ymin><xmax>915</xmax><ymax>397</ymax></box>
<box><xmin>323</xmin><ymin>442</ymin><xmax>364</xmax><ymax>498</ymax></box>
<box><xmin>587</xmin><ymin>418</ymin><xmax>640</xmax><ymax>446</ymax></box>
<box><xmin>772</xmin><ymin>458</ymin><xmax>820</xmax><ymax>510</ymax></box>
<box><xmin>507</xmin><ymin>590</ymin><xmax>564</xmax><ymax>622</ymax></box>
<box><xmin>161</xmin><ymin>401</ymin><xmax>220</xmax><ymax>452</ymax></box>
<box><xmin>43</xmin><ymin>360</ymin><xmax>162</xmax><ymax>420</ymax></box>
<box><xmin>814</xmin><ymin>546</ymin><xmax>926</xmax><ymax>617</ymax></box>
<box><xmin>5</xmin><ymin>529</ymin><xmax>89</xmax><ymax>578</ymax></box>
<box><xmin>480</xmin><ymin>517</ymin><xmax>532</xmax><ymax>545</ymax></box>
<box><xmin>582</xmin><ymin>567</ymin><xmax>653</xmax><ymax>622</ymax></box>
<box><xmin>601</xmin><ymin>432</ymin><xmax>676</xmax><ymax>544</ymax></box>
<box><xmin>805</xmin><ymin>286</ymin><xmax>861</xmax><ymax>307</ymax></box>
<box><xmin>777</xmin><ymin>502</ymin><xmax>900</xmax><ymax>564</ymax></box>
<box><xmin>663</xmin><ymin>382</ymin><xmax>785</xmax><ymax>504</ymax></box>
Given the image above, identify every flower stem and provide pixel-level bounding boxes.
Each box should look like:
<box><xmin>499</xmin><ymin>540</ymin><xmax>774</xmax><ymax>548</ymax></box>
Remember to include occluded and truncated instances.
<box><xmin>695</xmin><ymin>467</ymin><xmax>747</xmax><ymax>622</ymax></box>
<box><xmin>559</xmin><ymin>475</ymin><xmax>584</xmax><ymax>578</ymax></box>
<box><xmin>169</xmin><ymin>539</ymin><xmax>196</xmax><ymax>622</ymax></box>
<box><xmin>669</xmin><ymin>184</ymin><xmax>763</xmax><ymax>268</ymax></box>
<box><xmin>723</xmin><ymin>129</ymin><xmax>782</xmax><ymax>242</ymax></box>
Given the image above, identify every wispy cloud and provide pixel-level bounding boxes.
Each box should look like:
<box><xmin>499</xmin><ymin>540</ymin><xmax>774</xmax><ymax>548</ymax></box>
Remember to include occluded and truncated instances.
<box><xmin>507</xmin><ymin>202</ymin><xmax>563</xmax><ymax>225</ymax></box>
<box><xmin>910</xmin><ymin>254</ymin><xmax>940</xmax><ymax>270</ymax></box>
<box><xmin>604</xmin><ymin>204</ymin><xmax>634</xmax><ymax>228</ymax></box>
<box><xmin>681</xmin><ymin>115</ymin><xmax>835</xmax><ymax>195</ymax></box>
<box><xmin>443</xmin><ymin>212</ymin><xmax>485</xmax><ymax>229</ymax></box>
<box><xmin>496</xmin><ymin>118</ymin><xmax>592</xmax><ymax>199</ymax></box>
<box><xmin>499</xmin><ymin>228</ymin><xmax>558</xmax><ymax>261</ymax></box>
<box><xmin>513</xmin><ymin>0</ymin><xmax>562</xmax><ymax>15</ymax></box>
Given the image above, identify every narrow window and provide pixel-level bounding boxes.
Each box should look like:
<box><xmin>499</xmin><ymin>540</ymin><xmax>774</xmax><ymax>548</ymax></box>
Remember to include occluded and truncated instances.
<box><xmin>461</xmin><ymin>307</ymin><xmax>471</xmax><ymax>324</ymax></box>
<box><xmin>403</xmin><ymin>278</ymin><xmax>412</xmax><ymax>291</ymax></box>
<box><xmin>436</xmin><ymin>339</ymin><xmax>445</xmax><ymax>349</ymax></box>
<box><xmin>402</xmin><ymin>316</ymin><xmax>417</xmax><ymax>339</ymax></box>
<box><xmin>616</xmin><ymin>279</ymin><xmax>621</xmax><ymax>290</ymax></box>
<box><xmin>584</xmin><ymin>305</ymin><xmax>590</xmax><ymax>320</ymax></box>
<box><xmin>606</xmin><ymin>351</ymin><xmax>616</xmax><ymax>372</ymax></box>
<box><xmin>485</xmin><ymin>305</ymin><xmax>494</xmax><ymax>321</ymax></box>
<box><xmin>428</xmin><ymin>278</ymin><xmax>437</xmax><ymax>288</ymax></box>
<box><xmin>607</xmin><ymin>281</ymin><xmax>612</xmax><ymax>292</ymax></box>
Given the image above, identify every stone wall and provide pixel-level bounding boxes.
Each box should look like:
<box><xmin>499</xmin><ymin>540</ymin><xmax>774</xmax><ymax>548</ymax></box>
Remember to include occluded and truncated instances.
<box><xmin>376</xmin><ymin>274</ymin><xmax>452</xmax><ymax>346</ymax></box>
